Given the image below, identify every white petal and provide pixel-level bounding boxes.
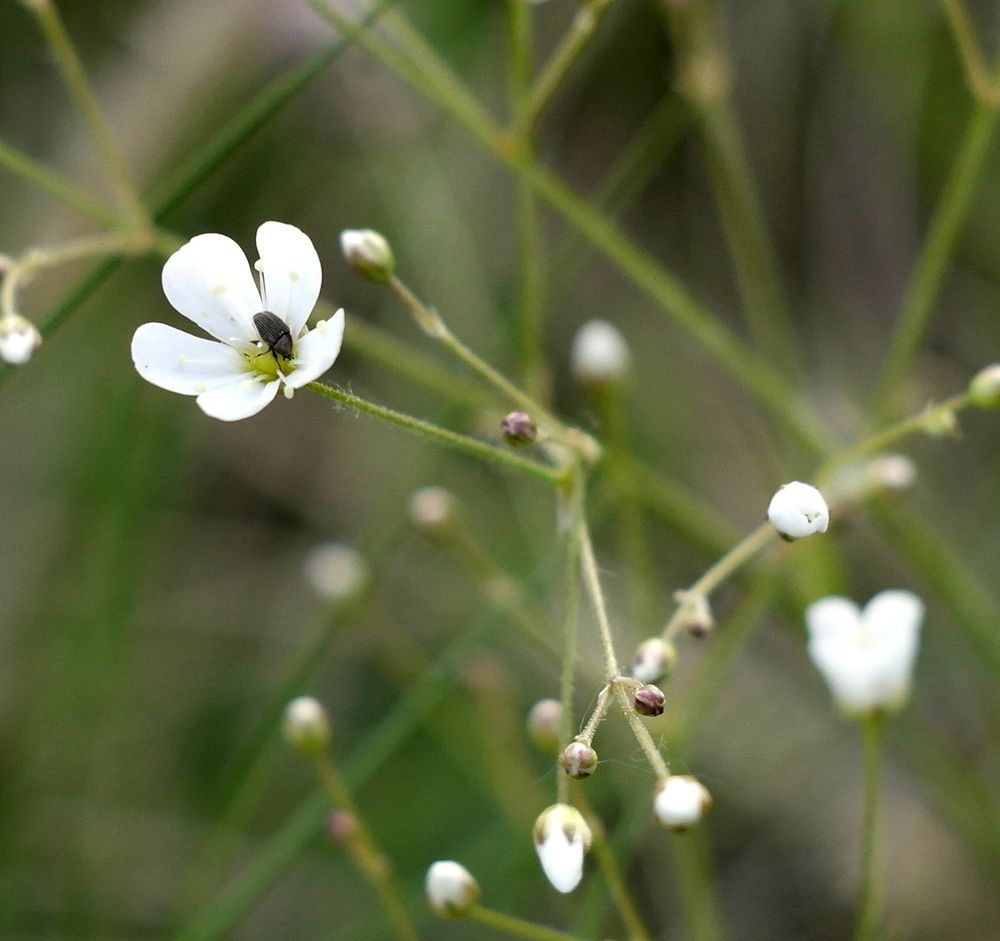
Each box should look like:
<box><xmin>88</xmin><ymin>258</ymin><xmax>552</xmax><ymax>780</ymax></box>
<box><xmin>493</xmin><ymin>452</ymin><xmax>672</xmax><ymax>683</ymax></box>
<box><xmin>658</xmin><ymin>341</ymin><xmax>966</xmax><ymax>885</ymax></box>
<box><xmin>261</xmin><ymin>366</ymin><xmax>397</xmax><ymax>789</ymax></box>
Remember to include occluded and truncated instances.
<box><xmin>767</xmin><ymin>481</ymin><xmax>829</xmax><ymax>539</ymax></box>
<box><xmin>284</xmin><ymin>309</ymin><xmax>345</xmax><ymax>389</ymax></box>
<box><xmin>537</xmin><ymin>827</ymin><xmax>585</xmax><ymax>894</ymax></box>
<box><xmin>196</xmin><ymin>375</ymin><xmax>280</xmax><ymax>421</ymax></box>
<box><xmin>162</xmin><ymin>234</ymin><xmax>261</xmax><ymax>343</ymax></box>
<box><xmin>805</xmin><ymin>597</ymin><xmax>860</xmax><ymax>642</ymax></box>
<box><xmin>256</xmin><ymin>222</ymin><xmax>322</xmax><ymax>336</ymax></box>
<box><xmin>131</xmin><ymin>323</ymin><xmax>248</xmax><ymax>395</ymax></box>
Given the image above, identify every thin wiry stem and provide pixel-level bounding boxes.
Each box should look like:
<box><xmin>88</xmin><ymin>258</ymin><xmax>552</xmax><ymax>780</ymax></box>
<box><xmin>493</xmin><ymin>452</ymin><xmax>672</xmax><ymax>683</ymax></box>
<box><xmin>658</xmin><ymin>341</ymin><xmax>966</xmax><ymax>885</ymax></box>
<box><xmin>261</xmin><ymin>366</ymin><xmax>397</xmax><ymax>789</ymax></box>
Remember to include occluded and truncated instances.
<box><xmin>854</xmin><ymin>716</ymin><xmax>884</xmax><ymax>941</ymax></box>
<box><xmin>942</xmin><ymin>0</ymin><xmax>1000</xmax><ymax>108</ymax></box>
<box><xmin>469</xmin><ymin>906</ymin><xmax>592</xmax><ymax>941</ymax></box>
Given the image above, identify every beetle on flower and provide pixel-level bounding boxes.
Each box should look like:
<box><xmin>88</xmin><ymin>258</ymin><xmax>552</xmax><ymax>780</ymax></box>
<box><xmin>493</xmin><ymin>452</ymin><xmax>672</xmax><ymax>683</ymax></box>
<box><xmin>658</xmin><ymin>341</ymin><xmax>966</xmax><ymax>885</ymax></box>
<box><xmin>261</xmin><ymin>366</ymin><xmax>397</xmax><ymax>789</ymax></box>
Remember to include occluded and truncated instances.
<box><xmin>131</xmin><ymin>221</ymin><xmax>344</xmax><ymax>421</ymax></box>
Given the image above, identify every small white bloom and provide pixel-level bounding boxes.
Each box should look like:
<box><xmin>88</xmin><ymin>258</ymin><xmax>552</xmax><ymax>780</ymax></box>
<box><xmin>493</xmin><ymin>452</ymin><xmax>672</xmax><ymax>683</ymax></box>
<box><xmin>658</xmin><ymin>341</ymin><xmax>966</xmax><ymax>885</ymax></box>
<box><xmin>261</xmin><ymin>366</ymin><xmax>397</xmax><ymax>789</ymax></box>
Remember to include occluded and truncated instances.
<box><xmin>282</xmin><ymin>696</ymin><xmax>331</xmax><ymax>756</ymax></box>
<box><xmin>425</xmin><ymin>860</ymin><xmax>480</xmax><ymax>916</ymax></box>
<box><xmin>631</xmin><ymin>638</ymin><xmax>676</xmax><ymax>683</ymax></box>
<box><xmin>533</xmin><ymin>803</ymin><xmax>592</xmax><ymax>894</ymax></box>
<box><xmin>653</xmin><ymin>775</ymin><xmax>712</xmax><ymax>830</ymax></box>
<box><xmin>767</xmin><ymin>481</ymin><xmax>829</xmax><ymax>540</ymax></box>
<box><xmin>409</xmin><ymin>486</ymin><xmax>456</xmax><ymax>534</ymax></box>
<box><xmin>132</xmin><ymin>222</ymin><xmax>345</xmax><ymax>421</ymax></box>
<box><xmin>806</xmin><ymin>590</ymin><xmax>923</xmax><ymax>717</ymax></box>
<box><xmin>0</xmin><ymin>313</ymin><xmax>42</xmax><ymax>365</ymax></box>
<box><xmin>571</xmin><ymin>319</ymin><xmax>630</xmax><ymax>386</ymax></box>
<box><xmin>303</xmin><ymin>543</ymin><xmax>369</xmax><ymax>604</ymax></box>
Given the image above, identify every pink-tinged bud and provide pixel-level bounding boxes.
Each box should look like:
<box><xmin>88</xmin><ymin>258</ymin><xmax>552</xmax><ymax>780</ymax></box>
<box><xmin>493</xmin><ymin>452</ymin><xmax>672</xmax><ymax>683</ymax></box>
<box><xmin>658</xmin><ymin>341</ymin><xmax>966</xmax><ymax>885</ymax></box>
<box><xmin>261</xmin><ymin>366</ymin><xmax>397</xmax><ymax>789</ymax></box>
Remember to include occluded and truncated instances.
<box><xmin>327</xmin><ymin>810</ymin><xmax>358</xmax><ymax>842</ymax></box>
<box><xmin>633</xmin><ymin>684</ymin><xmax>666</xmax><ymax>717</ymax></box>
<box><xmin>527</xmin><ymin>699</ymin><xmax>563</xmax><ymax>754</ymax></box>
<box><xmin>559</xmin><ymin>741</ymin><xmax>598</xmax><ymax>779</ymax></box>
<box><xmin>501</xmin><ymin>411</ymin><xmax>538</xmax><ymax>447</ymax></box>
<box><xmin>673</xmin><ymin>590</ymin><xmax>715</xmax><ymax>638</ymax></box>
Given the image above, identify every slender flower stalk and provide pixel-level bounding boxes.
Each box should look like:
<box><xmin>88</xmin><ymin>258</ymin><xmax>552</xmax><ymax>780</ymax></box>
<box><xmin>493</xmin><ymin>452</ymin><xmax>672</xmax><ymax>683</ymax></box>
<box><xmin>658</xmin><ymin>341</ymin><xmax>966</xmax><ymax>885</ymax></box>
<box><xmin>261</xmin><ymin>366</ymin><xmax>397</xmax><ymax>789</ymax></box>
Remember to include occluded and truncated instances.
<box><xmin>941</xmin><ymin>0</ymin><xmax>1000</xmax><ymax>108</ymax></box>
<box><xmin>307</xmin><ymin>382</ymin><xmax>568</xmax><ymax>487</ymax></box>
<box><xmin>468</xmin><ymin>904</ymin><xmax>591</xmax><ymax>941</ymax></box>
<box><xmin>855</xmin><ymin>716</ymin><xmax>884</xmax><ymax>941</ymax></box>
<box><xmin>558</xmin><ymin>472</ymin><xmax>584</xmax><ymax>803</ymax></box>
<box><xmin>19</xmin><ymin>0</ymin><xmax>149</xmax><ymax>233</ymax></box>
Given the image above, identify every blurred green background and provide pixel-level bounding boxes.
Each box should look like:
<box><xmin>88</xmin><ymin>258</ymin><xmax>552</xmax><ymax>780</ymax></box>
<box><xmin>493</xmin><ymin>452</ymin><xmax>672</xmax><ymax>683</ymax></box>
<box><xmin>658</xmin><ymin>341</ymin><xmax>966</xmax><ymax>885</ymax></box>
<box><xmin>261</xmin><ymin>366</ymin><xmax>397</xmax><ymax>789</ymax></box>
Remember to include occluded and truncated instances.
<box><xmin>1</xmin><ymin>0</ymin><xmax>999</xmax><ymax>938</ymax></box>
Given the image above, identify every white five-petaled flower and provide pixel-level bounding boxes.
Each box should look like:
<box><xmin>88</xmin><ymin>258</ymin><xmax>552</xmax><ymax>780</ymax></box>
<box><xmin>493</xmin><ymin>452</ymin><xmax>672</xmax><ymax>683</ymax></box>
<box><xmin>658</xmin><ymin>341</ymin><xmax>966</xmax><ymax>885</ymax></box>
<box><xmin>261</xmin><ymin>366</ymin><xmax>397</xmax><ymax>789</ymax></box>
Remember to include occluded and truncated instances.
<box><xmin>767</xmin><ymin>481</ymin><xmax>829</xmax><ymax>540</ymax></box>
<box><xmin>533</xmin><ymin>803</ymin><xmax>592</xmax><ymax>894</ymax></box>
<box><xmin>131</xmin><ymin>221</ymin><xmax>345</xmax><ymax>421</ymax></box>
<box><xmin>652</xmin><ymin>775</ymin><xmax>712</xmax><ymax>830</ymax></box>
<box><xmin>806</xmin><ymin>590</ymin><xmax>924</xmax><ymax>717</ymax></box>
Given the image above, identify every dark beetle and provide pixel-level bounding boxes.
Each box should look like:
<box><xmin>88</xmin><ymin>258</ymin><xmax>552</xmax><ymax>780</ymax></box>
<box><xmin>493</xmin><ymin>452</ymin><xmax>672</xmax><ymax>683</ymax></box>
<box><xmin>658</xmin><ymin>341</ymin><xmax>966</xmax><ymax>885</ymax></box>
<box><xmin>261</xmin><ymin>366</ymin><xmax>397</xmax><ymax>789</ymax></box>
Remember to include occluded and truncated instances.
<box><xmin>253</xmin><ymin>311</ymin><xmax>293</xmax><ymax>362</ymax></box>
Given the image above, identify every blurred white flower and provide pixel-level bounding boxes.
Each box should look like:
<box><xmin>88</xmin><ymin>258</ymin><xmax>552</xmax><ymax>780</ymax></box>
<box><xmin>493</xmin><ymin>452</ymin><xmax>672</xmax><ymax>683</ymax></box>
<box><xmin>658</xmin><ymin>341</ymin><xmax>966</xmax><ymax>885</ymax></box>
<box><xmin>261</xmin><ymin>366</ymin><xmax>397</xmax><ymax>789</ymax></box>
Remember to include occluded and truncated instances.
<box><xmin>303</xmin><ymin>543</ymin><xmax>369</xmax><ymax>604</ymax></box>
<box><xmin>132</xmin><ymin>222</ymin><xmax>344</xmax><ymax>421</ymax></box>
<box><xmin>630</xmin><ymin>637</ymin><xmax>677</xmax><ymax>684</ymax></box>
<box><xmin>806</xmin><ymin>590</ymin><xmax>924</xmax><ymax>717</ymax></box>
<box><xmin>533</xmin><ymin>803</ymin><xmax>592</xmax><ymax>893</ymax></box>
<box><xmin>0</xmin><ymin>313</ymin><xmax>42</xmax><ymax>365</ymax></box>
<box><xmin>282</xmin><ymin>695</ymin><xmax>331</xmax><ymax>756</ymax></box>
<box><xmin>652</xmin><ymin>775</ymin><xmax>712</xmax><ymax>830</ymax></box>
<box><xmin>425</xmin><ymin>860</ymin><xmax>480</xmax><ymax>916</ymax></box>
<box><xmin>571</xmin><ymin>319</ymin><xmax>630</xmax><ymax>386</ymax></box>
<box><xmin>767</xmin><ymin>481</ymin><xmax>829</xmax><ymax>540</ymax></box>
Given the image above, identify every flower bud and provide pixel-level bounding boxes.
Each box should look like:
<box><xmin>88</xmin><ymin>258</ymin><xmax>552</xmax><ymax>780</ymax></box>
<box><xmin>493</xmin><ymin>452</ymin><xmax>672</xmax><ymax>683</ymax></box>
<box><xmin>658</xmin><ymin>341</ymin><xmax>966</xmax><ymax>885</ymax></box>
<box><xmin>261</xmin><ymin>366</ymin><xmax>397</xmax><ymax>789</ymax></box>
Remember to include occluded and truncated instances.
<box><xmin>282</xmin><ymin>696</ymin><xmax>331</xmax><ymax>757</ymax></box>
<box><xmin>533</xmin><ymin>804</ymin><xmax>592</xmax><ymax>893</ymax></box>
<box><xmin>867</xmin><ymin>454</ymin><xmax>916</xmax><ymax>492</ymax></box>
<box><xmin>425</xmin><ymin>860</ymin><xmax>481</xmax><ymax>916</ymax></box>
<box><xmin>303</xmin><ymin>543</ymin><xmax>369</xmax><ymax>605</ymax></box>
<box><xmin>633</xmin><ymin>684</ymin><xmax>666</xmax><ymax>717</ymax></box>
<box><xmin>501</xmin><ymin>411</ymin><xmax>538</xmax><ymax>447</ymax></box>
<box><xmin>571</xmin><ymin>319</ymin><xmax>630</xmax><ymax>387</ymax></box>
<box><xmin>920</xmin><ymin>404</ymin><xmax>958</xmax><ymax>438</ymax></box>
<box><xmin>767</xmin><ymin>481</ymin><xmax>829</xmax><ymax>540</ymax></box>
<box><xmin>527</xmin><ymin>698</ymin><xmax>563</xmax><ymax>754</ymax></box>
<box><xmin>0</xmin><ymin>314</ymin><xmax>42</xmax><ymax>365</ymax></box>
<box><xmin>340</xmin><ymin>228</ymin><xmax>395</xmax><ymax>283</ymax></box>
<box><xmin>652</xmin><ymin>775</ymin><xmax>712</xmax><ymax>830</ymax></box>
<box><xmin>559</xmin><ymin>741</ymin><xmax>598</xmax><ymax>779</ymax></box>
<box><xmin>409</xmin><ymin>486</ymin><xmax>457</xmax><ymax>535</ymax></box>
<box><xmin>673</xmin><ymin>590</ymin><xmax>715</xmax><ymax>638</ymax></box>
<box><xmin>969</xmin><ymin>364</ymin><xmax>1000</xmax><ymax>409</ymax></box>
<box><xmin>327</xmin><ymin>809</ymin><xmax>358</xmax><ymax>842</ymax></box>
<box><xmin>630</xmin><ymin>637</ymin><xmax>677</xmax><ymax>683</ymax></box>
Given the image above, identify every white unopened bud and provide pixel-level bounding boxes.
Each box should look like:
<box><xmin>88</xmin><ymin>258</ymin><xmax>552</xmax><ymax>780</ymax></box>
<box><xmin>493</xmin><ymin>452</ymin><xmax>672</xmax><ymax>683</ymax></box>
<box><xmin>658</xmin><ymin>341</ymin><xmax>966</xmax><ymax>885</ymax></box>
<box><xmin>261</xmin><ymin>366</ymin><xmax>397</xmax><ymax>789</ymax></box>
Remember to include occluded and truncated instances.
<box><xmin>409</xmin><ymin>486</ymin><xmax>457</xmax><ymax>535</ymax></box>
<box><xmin>340</xmin><ymin>228</ymin><xmax>395</xmax><ymax>283</ymax></box>
<box><xmin>527</xmin><ymin>699</ymin><xmax>563</xmax><ymax>754</ymax></box>
<box><xmin>867</xmin><ymin>454</ymin><xmax>916</xmax><ymax>492</ymax></box>
<box><xmin>282</xmin><ymin>696</ymin><xmax>331</xmax><ymax>757</ymax></box>
<box><xmin>630</xmin><ymin>637</ymin><xmax>678</xmax><ymax>683</ymax></box>
<box><xmin>653</xmin><ymin>775</ymin><xmax>712</xmax><ymax>830</ymax></box>
<box><xmin>303</xmin><ymin>543</ymin><xmax>369</xmax><ymax>604</ymax></box>
<box><xmin>673</xmin><ymin>590</ymin><xmax>715</xmax><ymax>638</ymax></box>
<box><xmin>425</xmin><ymin>860</ymin><xmax>480</xmax><ymax>916</ymax></box>
<box><xmin>571</xmin><ymin>319</ymin><xmax>630</xmax><ymax>387</ymax></box>
<box><xmin>767</xmin><ymin>481</ymin><xmax>829</xmax><ymax>540</ymax></box>
<box><xmin>806</xmin><ymin>590</ymin><xmax>923</xmax><ymax>717</ymax></box>
<box><xmin>969</xmin><ymin>364</ymin><xmax>1000</xmax><ymax>409</ymax></box>
<box><xmin>0</xmin><ymin>314</ymin><xmax>42</xmax><ymax>365</ymax></box>
<box><xmin>533</xmin><ymin>804</ymin><xmax>592</xmax><ymax>893</ymax></box>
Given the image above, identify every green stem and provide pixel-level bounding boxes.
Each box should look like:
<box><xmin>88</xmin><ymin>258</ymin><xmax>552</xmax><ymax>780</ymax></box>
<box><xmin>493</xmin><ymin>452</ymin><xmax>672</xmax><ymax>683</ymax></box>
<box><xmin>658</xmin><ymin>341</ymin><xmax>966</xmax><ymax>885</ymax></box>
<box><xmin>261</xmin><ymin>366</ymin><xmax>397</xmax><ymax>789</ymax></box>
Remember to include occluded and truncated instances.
<box><xmin>558</xmin><ymin>475</ymin><xmax>584</xmax><ymax>804</ymax></box>
<box><xmin>518</xmin><ymin>0</ymin><xmax>615</xmax><ymax>136</ymax></box>
<box><xmin>662</xmin><ymin>522</ymin><xmax>776</xmax><ymax>640</ymax></box>
<box><xmin>874</xmin><ymin>50</ymin><xmax>1000</xmax><ymax>418</ymax></box>
<box><xmin>21</xmin><ymin>0</ymin><xmax>149</xmax><ymax>232</ymax></box>
<box><xmin>670</xmin><ymin>829</ymin><xmax>727</xmax><ymax>941</ymax></box>
<box><xmin>855</xmin><ymin>715</ymin><xmax>884</xmax><ymax>941</ymax></box>
<box><xmin>469</xmin><ymin>905</ymin><xmax>591</xmax><ymax>941</ymax></box>
<box><xmin>312</xmin><ymin>754</ymin><xmax>419</xmax><ymax>941</ymax></box>
<box><xmin>0</xmin><ymin>138</ymin><xmax>118</xmax><ymax>226</ymax></box>
<box><xmin>576</xmin><ymin>515</ymin><xmax>620</xmax><ymax>677</ymax></box>
<box><xmin>306</xmin><ymin>0</ymin><xmax>829</xmax><ymax>457</ymax></box>
<box><xmin>942</xmin><ymin>0</ymin><xmax>1000</xmax><ymax>107</ymax></box>
<box><xmin>306</xmin><ymin>381</ymin><xmax>566</xmax><ymax>486</ymax></box>
<box><xmin>611</xmin><ymin>681</ymin><xmax>669</xmax><ymax>779</ymax></box>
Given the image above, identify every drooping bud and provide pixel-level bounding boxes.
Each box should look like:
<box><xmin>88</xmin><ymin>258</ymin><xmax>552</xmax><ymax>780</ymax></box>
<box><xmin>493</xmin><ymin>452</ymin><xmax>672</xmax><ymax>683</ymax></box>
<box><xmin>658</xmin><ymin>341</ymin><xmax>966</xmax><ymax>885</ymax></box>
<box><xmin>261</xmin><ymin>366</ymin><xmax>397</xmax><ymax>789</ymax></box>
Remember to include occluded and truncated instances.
<box><xmin>673</xmin><ymin>590</ymin><xmax>715</xmax><ymax>638</ymax></box>
<box><xmin>630</xmin><ymin>637</ymin><xmax>678</xmax><ymax>683</ymax></box>
<box><xmin>303</xmin><ymin>543</ymin><xmax>369</xmax><ymax>605</ymax></box>
<box><xmin>327</xmin><ymin>810</ymin><xmax>359</xmax><ymax>843</ymax></box>
<box><xmin>533</xmin><ymin>804</ymin><xmax>592</xmax><ymax>893</ymax></box>
<box><xmin>425</xmin><ymin>860</ymin><xmax>481</xmax><ymax>916</ymax></box>
<box><xmin>340</xmin><ymin>228</ymin><xmax>395</xmax><ymax>283</ymax></box>
<box><xmin>409</xmin><ymin>486</ymin><xmax>457</xmax><ymax>535</ymax></box>
<box><xmin>0</xmin><ymin>314</ymin><xmax>42</xmax><ymax>365</ymax></box>
<box><xmin>767</xmin><ymin>481</ymin><xmax>829</xmax><ymax>541</ymax></box>
<box><xmin>633</xmin><ymin>684</ymin><xmax>666</xmax><ymax>717</ymax></box>
<box><xmin>969</xmin><ymin>364</ymin><xmax>1000</xmax><ymax>409</ymax></box>
<box><xmin>282</xmin><ymin>696</ymin><xmax>332</xmax><ymax>757</ymax></box>
<box><xmin>501</xmin><ymin>411</ymin><xmax>538</xmax><ymax>447</ymax></box>
<box><xmin>559</xmin><ymin>741</ymin><xmax>598</xmax><ymax>779</ymax></box>
<box><xmin>652</xmin><ymin>775</ymin><xmax>712</xmax><ymax>830</ymax></box>
<box><xmin>527</xmin><ymin>698</ymin><xmax>563</xmax><ymax>754</ymax></box>
<box><xmin>571</xmin><ymin>319</ymin><xmax>630</xmax><ymax>387</ymax></box>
